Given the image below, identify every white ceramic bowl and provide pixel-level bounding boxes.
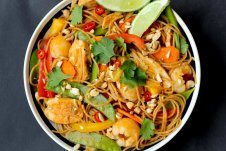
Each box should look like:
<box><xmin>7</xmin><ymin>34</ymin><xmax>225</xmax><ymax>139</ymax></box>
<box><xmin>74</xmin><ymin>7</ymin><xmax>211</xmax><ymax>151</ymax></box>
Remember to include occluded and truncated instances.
<box><xmin>23</xmin><ymin>0</ymin><xmax>201</xmax><ymax>150</ymax></box>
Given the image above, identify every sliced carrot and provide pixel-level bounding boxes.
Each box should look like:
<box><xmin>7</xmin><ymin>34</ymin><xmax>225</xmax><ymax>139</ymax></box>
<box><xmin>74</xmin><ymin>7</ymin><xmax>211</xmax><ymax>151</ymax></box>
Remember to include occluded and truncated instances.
<box><xmin>117</xmin><ymin>108</ymin><xmax>142</xmax><ymax>124</ymax></box>
<box><xmin>119</xmin><ymin>16</ymin><xmax>135</xmax><ymax>33</ymax></box>
<box><xmin>153</xmin><ymin>46</ymin><xmax>179</xmax><ymax>63</ymax></box>
<box><xmin>94</xmin><ymin>36</ymin><xmax>103</xmax><ymax>42</ymax></box>
<box><xmin>99</xmin><ymin>64</ymin><xmax>108</xmax><ymax>72</ymax></box>
<box><xmin>61</xmin><ymin>60</ymin><xmax>76</xmax><ymax>76</ymax></box>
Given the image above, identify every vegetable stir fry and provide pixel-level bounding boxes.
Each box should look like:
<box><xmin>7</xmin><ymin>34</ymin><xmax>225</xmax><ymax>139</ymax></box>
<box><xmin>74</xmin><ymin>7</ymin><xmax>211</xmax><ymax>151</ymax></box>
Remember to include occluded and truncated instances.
<box><xmin>29</xmin><ymin>0</ymin><xmax>196</xmax><ymax>150</ymax></box>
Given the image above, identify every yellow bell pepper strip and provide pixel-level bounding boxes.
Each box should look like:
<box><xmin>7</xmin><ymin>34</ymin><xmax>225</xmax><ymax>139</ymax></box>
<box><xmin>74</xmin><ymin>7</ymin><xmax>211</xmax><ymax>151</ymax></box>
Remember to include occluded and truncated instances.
<box><xmin>70</xmin><ymin>120</ymin><xmax>114</xmax><ymax>133</ymax></box>
<box><xmin>112</xmin><ymin>68</ymin><xmax>123</xmax><ymax>82</ymax></box>
<box><xmin>44</xmin><ymin>18</ymin><xmax>66</xmax><ymax>38</ymax></box>
<box><xmin>66</xmin><ymin>131</ymin><xmax>121</xmax><ymax>151</ymax></box>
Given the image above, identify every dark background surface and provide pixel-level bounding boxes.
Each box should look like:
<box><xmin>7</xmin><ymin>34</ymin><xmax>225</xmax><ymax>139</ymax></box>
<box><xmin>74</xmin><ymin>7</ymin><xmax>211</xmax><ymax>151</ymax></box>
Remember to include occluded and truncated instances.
<box><xmin>0</xmin><ymin>0</ymin><xmax>226</xmax><ymax>151</ymax></box>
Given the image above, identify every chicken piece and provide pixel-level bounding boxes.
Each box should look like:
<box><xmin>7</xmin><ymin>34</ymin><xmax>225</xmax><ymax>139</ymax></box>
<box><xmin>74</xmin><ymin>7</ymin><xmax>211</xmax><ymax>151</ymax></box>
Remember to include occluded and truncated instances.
<box><xmin>68</xmin><ymin>40</ymin><xmax>90</xmax><ymax>81</ymax></box>
<box><xmin>102</xmin><ymin>12</ymin><xmax>123</xmax><ymax>29</ymax></box>
<box><xmin>44</xmin><ymin>98</ymin><xmax>83</xmax><ymax>124</ymax></box>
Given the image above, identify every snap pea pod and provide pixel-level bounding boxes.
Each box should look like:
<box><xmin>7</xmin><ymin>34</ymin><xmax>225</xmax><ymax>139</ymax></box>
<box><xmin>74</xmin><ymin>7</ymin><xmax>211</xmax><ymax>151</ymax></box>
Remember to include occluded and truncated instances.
<box><xmin>165</xmin><ymin>6</ymin><xmax>189</xmax><ymax>54</ymax></box>
<box><xmin>165</xmin><ymin>6</ymin><xmax>178</xmax><ymax>27</ymax></box>
<box><xmin>165</xmin><ymin>6</ymin><xmax>181</xmax><ymax>51</ymax></box>
<box><xmin>52</xmin><ymin>82</ymin><xmax>116</xmax><ymax>122</ymax></box>
<box><xmin>77</xmin><ymin>31</ymin><xmax>89</xmax><ymax>41</ymax></box>
<box><xmin>181</xmin><ymin>88</ymin><xmax>195</xmax><ymax>100</ymax></box>
<box><xmin>29</xmin><ymin>49</ymin><xmax>39</xmax><ymax>87</ymax></box>
<box><xmin>94</xmin><ymin>27</ymin><xmax>108</xmax><ymax>36</ymax></box>
<box><xmin>66</xmin><ymin>131</ymin><xmax>121</xmax><ymax>151</ymax></box>
<box><xmin>30</xmin><ymin>49</ymin><xmax>38</xmax><ymax>71</ymax></box>
<box><xmin>90</xmin><ymin>62</ymin><xmax>99</xmax><ymax>82</ymax></box>
<box><xmin>70</xmin><ymin>82</ymin><xmax>116</xmax><ymax>122</ymax></box>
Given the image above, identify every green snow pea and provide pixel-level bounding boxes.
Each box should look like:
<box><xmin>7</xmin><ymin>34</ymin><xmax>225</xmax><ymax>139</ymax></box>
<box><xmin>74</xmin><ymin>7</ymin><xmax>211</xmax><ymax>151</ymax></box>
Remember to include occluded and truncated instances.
<box><xmin>94</xmin><ymin>27</ymin><xmax>108</xmax><ymax>36</ymax></box>
<box><xmin>66</xmin><ymin>131</ymin><xmax>121</xmax><ymax>151</ymax></box>
<box><xmin>181</xmin><ymin>88</ymin><xmax>195</xmax><ymax>100</ymax></box>
<box><xmin>90</xmin><ymin>62</ymin><xmax>99</xmax><ymax>82</ymax></box>
<box><xmin>30</xmin><ymin>49</ymin><xmax>38</xmax><ymax>71</ymax></box>
<box><xmin>165</xmin><ymin>6</ymin><xmax>178</xmax><ymax>27</ymax></box>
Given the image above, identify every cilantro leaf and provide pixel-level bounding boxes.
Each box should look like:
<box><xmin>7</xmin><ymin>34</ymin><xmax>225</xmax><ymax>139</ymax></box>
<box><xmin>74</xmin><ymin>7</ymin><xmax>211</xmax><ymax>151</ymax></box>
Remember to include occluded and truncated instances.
<box><xmin>120</xmin><ymin>60</ymin><xmax>147</xmax><ymax>87</ymax></box>
<box><xmin>71</xmin><ymin>6</ymin><xmax>83</xmax><ymax>25</ymax></box>
<box><xmin>115</xmin><ymin>37</ymin><xmax>127</xmax><ymax>51</ymax></box>
<box><xmin>91</xmin><ymin>37</ymin><xmax>115</xmax><ymax>64</ymax></box>
<box><xmin>135</xmin><ymin>68</ymin><xmax>148</xmax><ymax>86</ymax></box>
<box><xmin>140</xmin><ymin>118</ymin><xmax>155</xmax><ymax>140</ymax></box>
<box><xmin>121</xmin><ymin>74</ymin><xmax>138</xmax><ymax>87</ymax></box>
<box><xmin>120</xmin><ymin>60</ymin><xmax>136</xmax><ymax>78</ymax></box>
<box><xmin>46</xmin><ymin>67</ymin><xmax>72</xmax><ymax>90</ymax></box>
<box><xmin>180</xmin><ymin>37</ymin><xmax>189</xmax><ymax>54</ymax></box>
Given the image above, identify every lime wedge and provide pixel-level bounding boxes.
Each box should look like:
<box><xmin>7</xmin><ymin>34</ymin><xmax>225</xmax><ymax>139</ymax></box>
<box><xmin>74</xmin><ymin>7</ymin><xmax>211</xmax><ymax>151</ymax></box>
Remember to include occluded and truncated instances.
<box><xmin>129</xmin><ymin>0</ymin><xmax>170</xmax><ymax>37</ymax></box>
<box><xmin>96</xmin><ymin>0</ymin><xmax>150</xmax><ymax>12</ymax></box>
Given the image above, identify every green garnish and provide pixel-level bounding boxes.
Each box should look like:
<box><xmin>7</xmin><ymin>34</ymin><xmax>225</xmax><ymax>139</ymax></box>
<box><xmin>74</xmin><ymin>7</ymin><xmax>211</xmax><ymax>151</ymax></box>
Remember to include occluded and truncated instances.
<box><xmin>29</xmin><ymin>49</ymin><xmax>38</xmax><ymax>71</ymax></box>
<box><xmin>181</xmin><ymin>88</ymin><xmax>195</xmax><ymax>100</ymax></box>
<box><xmin>90</xmin><ymin>62</ymin><xmax>99</xmax><ymax>82</ymax></box>
<box><xmin>46</xmin><ymin>67</ymin><xmax>72</xmax><ymax>90</ymax></box>
<box><xmin>180</xmin><ymin>36</ymin><xmax>189</xmax><ymax>54</ymax></box>
<box><xmin>140</xmin><ymin>118</ymin><xmax>155</xmax><ymax>140</ymax></box>
<box><xmin>174</xmin><ymin>33</ymin><xmax>180</xmax><ymax>50</ymax></box>
<box><xmin>174</xmin><ymin>33</ymin><xmax>189</xmax><ymax>54</ymax></box>
<box><xmin>120</xmin><ymin>60</ymin><xmax>147</xmax><ymax>87</ymax></box>
<box><xmin>115</xmin><ymin>37</ymin><xmax>127</xmax><ymax>51</ymax></box>
<box><xmin>66</xmin><ymin>132</ymin><xmax>121</xmax><ymax>151</ymax></box>
<box><xmin>165</xmin><ymin>6</ymin><xmax>178</xmax><ymax>28</ymax></box>
<box><xmin>94</xmin><ymin>27</ymin><xmax>108</xmax><ymax>36</ymax></box>
<box><xmin>77</xmin><ymin>31</ymin><xmax>89</xmax><ymax>41</ymax></box>
<box><xmin>166</xmin><ymin>6</ymin><xmax>189</xmax><ymax>54</ymax></box>
<box><xmin>71</xmin><ymin>6</ymin><xmax>83</xmax><ymax>25</ymax></box>
<box><xmin>91</xmin><ymin>37</ymin><xmax>115</xmax><ymax>64</ymax></box>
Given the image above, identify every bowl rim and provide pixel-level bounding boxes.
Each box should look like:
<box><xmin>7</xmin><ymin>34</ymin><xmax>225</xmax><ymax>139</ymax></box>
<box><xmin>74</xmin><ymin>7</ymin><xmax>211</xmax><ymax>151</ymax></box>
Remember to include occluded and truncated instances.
<box><xmin>23</xmin><ymin>0</ymin><xmax>201</xmax><ymax>150</ymax></box>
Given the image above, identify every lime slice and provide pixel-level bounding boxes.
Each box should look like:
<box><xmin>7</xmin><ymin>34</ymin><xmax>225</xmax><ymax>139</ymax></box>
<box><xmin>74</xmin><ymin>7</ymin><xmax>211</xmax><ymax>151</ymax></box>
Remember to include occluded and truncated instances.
<box><xmin>96</xmin><ymin>0</ymin><xmax>150</xmax><ymax>12</ymax></box>
<box><xmin>129</xmin><ymin>0</ymin><xmax>170</xmax><ymax>37</ymax></box>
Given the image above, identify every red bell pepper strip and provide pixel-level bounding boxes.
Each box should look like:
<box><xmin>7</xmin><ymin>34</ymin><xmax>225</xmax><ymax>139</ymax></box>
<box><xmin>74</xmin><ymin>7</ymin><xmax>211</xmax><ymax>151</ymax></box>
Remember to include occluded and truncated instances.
<box><xmin>46</xmin><ymin>48</ymin><xmax>53</xmax><ymax>72</ymax></box>
<box><xmin>37</xmin><ymin>38</ymin><xmax>55</xmax><ymax>98</ymax></box>
<box><xmin>94</xmin><ymin>112</ymin><xmax>102</xmax><ymax>123</ymax></box>
<box><xmin>109</xmin><ymin>33</ymin><xmax>146</xmax><ymax>50</ymax></box>
<box><xmin>37</xmin><ymin>60</ymin><xmax>47</xmax><ymax>97</ymax></box>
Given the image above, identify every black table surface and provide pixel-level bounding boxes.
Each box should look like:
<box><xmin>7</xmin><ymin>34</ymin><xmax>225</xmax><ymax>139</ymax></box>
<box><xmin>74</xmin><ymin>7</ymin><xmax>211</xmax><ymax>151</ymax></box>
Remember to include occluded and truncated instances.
<box><xmin>0</xmin><ymin>0</ymin><xmax>226</xmax><ymax>151</ymax></box>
